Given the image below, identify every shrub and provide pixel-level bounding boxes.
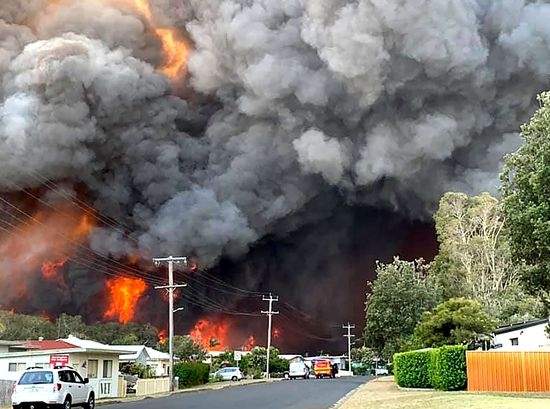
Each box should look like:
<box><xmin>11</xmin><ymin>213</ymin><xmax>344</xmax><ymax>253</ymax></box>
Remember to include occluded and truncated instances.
<box><xmin>394</xmin><ymin>345</ymin><xmax>467</xmax><ymax>391</ymax></box>
<box><xmin>433</xmin><ymin>345</ymin><xmax>466</xmax><ymax>391</ymax></box>
<box><xmin>393</xmin><ymin>349</ymin><xmax>432</xmax><ymax>388</ymax></box>
<box><xmin>173</xmin><ymin>362</ymin><xmax>210</xmax><ymax>388</ymax></box>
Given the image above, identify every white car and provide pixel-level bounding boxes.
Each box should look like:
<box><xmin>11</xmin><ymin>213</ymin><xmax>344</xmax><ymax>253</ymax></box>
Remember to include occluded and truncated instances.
<box><xmin>12</xmin><ymin>367</ymin><xmax>95</xmax><ymax>409</ymax></box>
<box><xmin>214</xmin><ymin>367</ymin><xmax>243</xmax><ymax>381</ymax></box>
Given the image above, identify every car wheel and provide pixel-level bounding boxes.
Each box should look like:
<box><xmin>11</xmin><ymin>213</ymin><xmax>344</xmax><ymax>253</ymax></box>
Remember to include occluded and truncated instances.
<box><xmin>231</xmin><ymin>376</ymin><xmax>238</xmax><ymax>381</ymax></box>
<box><xmin>84</xmin><ymin>393</ymin><xmax>95</xmax><ymax>409</ymax></box>
<box><xmin>62</xmin><ymin>397</ymin><xmax>72</xmax><ymax>409</ymax></box>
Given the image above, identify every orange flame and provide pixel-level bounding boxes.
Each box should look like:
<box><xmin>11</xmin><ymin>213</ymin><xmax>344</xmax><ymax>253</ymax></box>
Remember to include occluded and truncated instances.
<box><xmin>104</xmin><ymin>276</ymin><xmax>148</xmax><ymax>323</ymax></box>
<box><xmin>111</xmin><ymin>0</ymin><xmax>188</xmax><ymax>79</ymax></box>
<box><xmin>243</xmin><ymin>335</ymin><xmax>256</xmax><ymax>351</ymax></box>
<box><xmin>158</xmin><ymin>329</ymin><xmax>167</xmax><ymax>344</ymax></box>
<box><xmin>41</xmin><ymin>257</ymin><xmax>68</xmax><ymax>280</ymax></box>
<box><xmin>190</xmin><ymin>318</ymin><xmax>230</xmax><ymax>350</ymax></box>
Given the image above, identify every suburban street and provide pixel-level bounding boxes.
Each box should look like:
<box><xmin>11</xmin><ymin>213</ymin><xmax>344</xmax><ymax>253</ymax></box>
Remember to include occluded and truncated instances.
<box><xmin>104</xmin><ymin>377</ymin><xmax>369</xmax><ymax>409</ymax></box>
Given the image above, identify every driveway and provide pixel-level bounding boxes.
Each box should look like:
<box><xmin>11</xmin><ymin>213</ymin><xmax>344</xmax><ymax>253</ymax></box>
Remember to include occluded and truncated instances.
<box><xmin>103</xmin><ymin>377</ymin><xmax>369</xmax><ymax>409</ymax></box>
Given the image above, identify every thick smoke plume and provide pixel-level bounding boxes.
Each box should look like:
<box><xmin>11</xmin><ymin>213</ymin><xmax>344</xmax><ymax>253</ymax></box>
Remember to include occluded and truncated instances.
<box><xmin>0</xmin><ymin>0</ymin><xmax>549</xmax><ymax>335</ymax></box>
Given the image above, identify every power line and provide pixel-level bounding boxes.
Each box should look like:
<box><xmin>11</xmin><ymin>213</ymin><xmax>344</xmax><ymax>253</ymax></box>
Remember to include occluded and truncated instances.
<box><xmin>261</xmin><ymin>293</ymin><xmax>279</xmax><ymax>379</ymax></box>
<box><xmin>0</xmin><ymin>198</ymin><xmax>162</xmax><ymax>283</ymax></box>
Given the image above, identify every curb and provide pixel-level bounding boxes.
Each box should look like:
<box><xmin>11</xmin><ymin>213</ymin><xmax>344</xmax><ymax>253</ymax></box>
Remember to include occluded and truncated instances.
<box><xmin>96</xmin><ymin>379</ymin><xmax>276</xmax><ymax>406</ymax></box>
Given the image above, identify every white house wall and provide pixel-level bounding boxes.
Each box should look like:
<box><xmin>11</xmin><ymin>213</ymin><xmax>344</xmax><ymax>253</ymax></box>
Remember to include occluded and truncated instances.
<box><xmin>494</xmin><ymin>324</ymin><xmax>550</xmax><ymax>350</ymax></box>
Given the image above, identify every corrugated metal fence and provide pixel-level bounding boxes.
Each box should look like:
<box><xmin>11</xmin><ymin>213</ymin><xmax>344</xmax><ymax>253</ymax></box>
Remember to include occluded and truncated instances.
<box><xmin>467</xmin><ymin>351</ymin><xmax>550</xmax><ymax>392</ymax></box>
<box><xmin>0</xmin><ymin>380</ymin><xmax>15</xmax><ymax>406</ymax></box>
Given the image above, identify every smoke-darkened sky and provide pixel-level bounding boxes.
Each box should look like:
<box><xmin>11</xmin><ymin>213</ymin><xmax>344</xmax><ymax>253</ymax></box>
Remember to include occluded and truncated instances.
<box><xmin>0</xmin><ymin>0</ymin><xmax>548</xmax><ymax>350</ymax></box>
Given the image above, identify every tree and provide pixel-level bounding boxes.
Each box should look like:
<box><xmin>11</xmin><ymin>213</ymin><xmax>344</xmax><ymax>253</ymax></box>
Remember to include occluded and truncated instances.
<box><xmin>502</xmin><ymin>91</ymin><xmax>550</xmax><ymax>310</ymax></box>
<box><xmin>351</xmin><ymin>346</ymin><xmax>374</xmax><ymax>366</ymax></box>
<box><xmin>120</xmin><ymin>362</ymin><xmax>155</xmax><ymax>379</ymax></box>
<box><xmin>0</xmin><ymin>310</ymin><xmax>56</xmax><ymax>340</ymax></box>
<box><xmin>55</xmin><ymin>314</ymin><xmax>87</xmax><ymax>338</ymax></box>
<box><xmin>364</xmin><ymin>258</ymin><xmax>440</xmax><ymax>361</ymax></box>
<box><xmin>158</xmin><ymin>335</ymin><xmax>206</xmax><ymax>362</ymax></box>
<box><xmin>414</xmin><ymin>298</ymin><xmax>497</xmax><ymax>348</ymax></box>
<box><xmin>246</xmin><ymin>346</ymin><xmax>287</xmax><ymax>374</ymax></box>
<box><xmin>432</xmin><ymin>192</ymin><xmax>543</xmax><ymax>321</ymax></box>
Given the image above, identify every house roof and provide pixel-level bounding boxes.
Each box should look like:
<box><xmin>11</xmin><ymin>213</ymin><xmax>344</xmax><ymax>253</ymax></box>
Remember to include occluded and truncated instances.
<box><xmin>493</xmin><ymin>318</ymin><xmax>549</xmax><ymax>335</ymax></box>
<box><xmin>22</xmin><ymin>340</ymin><xmax>78</xmax><ymax>351</ymax></box>
<box><xmin>61</xmin><ymin>335</ymin><xmax>133</xmax><ymax>355</ymax></box>
<box><xmin>111</xmin><ymin>345</ymin><xmax>170</xmax><ymax>361</ymax></box>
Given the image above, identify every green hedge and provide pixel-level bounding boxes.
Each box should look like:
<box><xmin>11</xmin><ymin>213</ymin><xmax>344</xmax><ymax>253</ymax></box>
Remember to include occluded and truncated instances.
<box><xmin>173</xmin><ymin>362</ymin><xmax>210</xmax><ymax>388</ymax></box>
<box><xmin>394</xmin><ymin>345</ymin><xmax>466</xmax><ymax>391</ymax></box>
<box><xmin>434</xmin><ymin>345</ymin><xmax>466</xmax><ymax>390</ymax></box>
<box><xmin>393</xmin><ymin>349</ymin><xmax>432</xmax><ymax>388</ymax></box>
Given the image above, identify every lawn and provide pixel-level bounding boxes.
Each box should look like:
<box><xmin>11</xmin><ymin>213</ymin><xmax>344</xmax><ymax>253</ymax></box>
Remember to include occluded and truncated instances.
<box><xmin>340</xmin><ymin>377</ymin><xmax>550</xmax><ymax>409</ymax></box>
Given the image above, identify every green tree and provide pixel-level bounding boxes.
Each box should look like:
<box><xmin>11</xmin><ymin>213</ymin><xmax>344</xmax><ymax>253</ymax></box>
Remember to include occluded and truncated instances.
<box><xmin>0</xmin><ymin>310</ymin><xmax>56</xmax><ymax>340</ymax></box>
<box><xmin>120</xmin><ymin>362</ymin><xmax>155</xmax><ymax>379</ymax></box>
<box><xmin>502</xmin><ymin>91</ymin><xmax>550</xmax><ymax>310</ymax></box>
<box><xmin>414</xmin><ymin>298</ymin><xmax>497</xmax><ymax>347</ymax></box>
<box><xmin>55</xmin><ymin>314</ymin><xmax>87</xmax><ymax>338</ymax></box>
<box><xmin>364</xmin><ymin>258</ymin><xmax>440</xmax><ymax>361</ymax></box>
<box><xmin>351</xmin><ymin>346</ymin><xmax>374</xmax><ymax>366</ymax></box>
<box><xmin>157</xmin><ymin>336</ymin><xmax>206</xmax><ymax>362</ymax></box>
<box><xmin>246</xmin><ymin>346</ymin><xmax>286</xmax><ymax>374</ymax></box>
<box><xmin>432</xmin><ymin>192</ymin><xmax>543</xmax><ymax>322</ymax></box>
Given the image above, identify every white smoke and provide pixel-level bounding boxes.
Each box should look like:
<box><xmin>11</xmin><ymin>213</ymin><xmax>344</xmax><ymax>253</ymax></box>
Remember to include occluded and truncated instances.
<box><xmin>1</xmin><ymin>0</ymin><xmax>549</xmax><ymax>265</ymax></box>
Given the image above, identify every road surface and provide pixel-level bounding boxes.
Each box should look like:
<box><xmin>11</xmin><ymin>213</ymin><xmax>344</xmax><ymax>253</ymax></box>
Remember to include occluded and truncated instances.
<box><xmin>104</xmin><ymin>377</ymin><xmax>369</xmax><ymax>409</ymax></box>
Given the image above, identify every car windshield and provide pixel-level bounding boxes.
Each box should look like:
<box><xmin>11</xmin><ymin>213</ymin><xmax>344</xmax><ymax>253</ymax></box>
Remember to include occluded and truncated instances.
<box><xmin>19</xmin><ymin>371</ymin><xmax>54</xmax><ymax>385</ymax></box>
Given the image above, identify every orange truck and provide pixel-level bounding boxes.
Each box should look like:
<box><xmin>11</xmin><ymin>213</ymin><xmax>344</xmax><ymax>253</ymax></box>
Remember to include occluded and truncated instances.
<box><xmin>312</xmin><ymin>359</ymin><xmax>333</xmax><ymax>379</ymax></box>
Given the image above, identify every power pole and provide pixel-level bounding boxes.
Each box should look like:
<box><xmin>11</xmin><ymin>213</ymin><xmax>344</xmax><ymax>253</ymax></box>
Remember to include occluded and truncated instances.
<box><xmin>343</xmin><ymin>323</ymin><xmax>355</xmax><ymax>372</ymax></box>
<box><xmin>261</xmin><ymin>293</ymin><xmax>279</xmax><ymax>379</ymax></box>
<box><xmin>154</xmin><ymin>256</ymin><xmax>187</xmax><ymax>391</ymax></box>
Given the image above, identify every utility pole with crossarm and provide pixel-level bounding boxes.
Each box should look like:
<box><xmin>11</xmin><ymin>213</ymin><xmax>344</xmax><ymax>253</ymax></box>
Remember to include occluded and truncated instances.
<box><xmin>154</xmin><ymin>256</ymin><xmax>187</xmax><ymax>391</ymax></box>
<box><xmin>343</xmin><ymin>323</ymin><xmax>356</xmax><ymax>372</ymax></box>
<box><xmin>261</xmin><ymin>294</ymin><xmax>279</xmax><ymax>379</ymax></box>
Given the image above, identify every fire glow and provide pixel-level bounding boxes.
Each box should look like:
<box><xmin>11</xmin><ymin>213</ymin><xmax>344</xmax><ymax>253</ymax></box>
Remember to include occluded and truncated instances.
<box><xmin>104</xmin><ymin>276</ymin><xmax>148</xmax><ymax>324</ymax></box>
<box><xmin>0</xmin><ymin>203</ymin><xmax>94</xmax><ymax>296</ymax></box>
<box><xmin>41</xmin><ymin>257</ymin><xmax>68</xmax><ymax>280</ymax></box>
<box><xmin>190</xmin><ymin>318</ymin><xmax>230</xmax><ymax>350</ymax></box>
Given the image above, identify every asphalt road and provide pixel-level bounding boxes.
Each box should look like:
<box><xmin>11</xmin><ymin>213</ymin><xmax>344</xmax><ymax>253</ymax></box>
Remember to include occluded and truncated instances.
<box><xmin>104</xmin><ymin>377</ymin><xmax>369</xmax><ymax>409</ymax></box>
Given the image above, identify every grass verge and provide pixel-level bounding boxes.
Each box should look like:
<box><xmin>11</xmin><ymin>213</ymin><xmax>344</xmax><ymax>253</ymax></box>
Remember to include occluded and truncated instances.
<box><xmin>340</xmin><ymin>377</ymin><xmax>550</xmax><ymax>409</ymax></box>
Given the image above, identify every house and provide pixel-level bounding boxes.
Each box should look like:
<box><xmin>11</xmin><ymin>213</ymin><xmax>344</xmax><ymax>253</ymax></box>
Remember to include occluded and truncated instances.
<box><xmin>0</xmin><ymin>335</ymin><xmax>132</xmax><ymax>398</ymax></box>
<box><xmin>111</xmin><ymin>345</ymin><xmax>170</xmax><ymax>377</ymax></box>
<box><xmin>493</xmin><ymin>318</ymin><xmax>550</xmax><ymax>350</ymax></box>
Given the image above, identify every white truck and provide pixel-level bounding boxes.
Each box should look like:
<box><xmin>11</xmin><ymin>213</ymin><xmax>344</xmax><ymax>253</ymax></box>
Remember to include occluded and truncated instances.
<box><xmin>284</xmin><ymin>361</ymin><xmax>310</xmax><ymax>380</ymax></box>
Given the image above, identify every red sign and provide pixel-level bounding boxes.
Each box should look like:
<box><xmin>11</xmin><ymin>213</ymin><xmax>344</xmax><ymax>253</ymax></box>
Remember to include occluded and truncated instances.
<box><xmin>50</xmin><ymin>354</ymin><xmax>70</xmax><ymax>367</ymax></box>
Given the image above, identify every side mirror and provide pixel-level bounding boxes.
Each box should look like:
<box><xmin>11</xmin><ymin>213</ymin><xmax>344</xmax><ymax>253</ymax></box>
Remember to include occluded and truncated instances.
<box><xmin>83</xmin><ymin>378</ymin><xmax>89</xmax><ymax>384</ymax></box>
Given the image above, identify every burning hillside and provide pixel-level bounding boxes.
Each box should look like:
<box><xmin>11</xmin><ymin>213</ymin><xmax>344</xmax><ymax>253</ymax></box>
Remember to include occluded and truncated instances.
<box><xmin>1</xmin><ymin>0</ymin><xmax>550</xmax><ymax>350</ymax></box>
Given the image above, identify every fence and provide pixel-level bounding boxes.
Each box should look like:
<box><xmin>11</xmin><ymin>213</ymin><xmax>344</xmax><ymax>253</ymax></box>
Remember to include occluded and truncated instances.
<box><xmin>467</xmin><ymin>351</ymin><xmax>550</xmax><ymax>392</ymax></box>
<box><xmin>117</xmin><ymin>378</ymin><xmax>127</xmax><ymax>398</ymax></box>
<box><xmin>0</xmin><ymin>380</ymin><xmax>15</xmax><ymax>406</ymax></box>
<box><xmin>134</xmin><ymin>378</ymin><xmax>170</xmax><ymax>396</ymax></box>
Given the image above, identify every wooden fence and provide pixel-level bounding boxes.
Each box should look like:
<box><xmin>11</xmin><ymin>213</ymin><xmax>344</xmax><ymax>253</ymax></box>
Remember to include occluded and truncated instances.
<box><xmin>135</xmin><ymin>377</ymin><xmax>170</xmax><ymax>396</ymax></box>
<box><xmin>467</xmin><ymin>351</ymin><xmax>550</xmax><ymax>392</ymax></box>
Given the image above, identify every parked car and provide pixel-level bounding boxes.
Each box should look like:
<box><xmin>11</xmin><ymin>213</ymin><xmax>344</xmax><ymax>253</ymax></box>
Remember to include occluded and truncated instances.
<box><xmin>374</xmin><ymin>367</ymin><xmax>389</xmax><ymax>376</ymax></box>
<box><xmin>284</xmin><ymin>361</ymin><xmax>310</xmax><ymax>380</ymax></box>
<box><xmin>213</xmin><ymin>367</ymin><xmax>243</xmax><ymax>381</ymax></box>
<box><xmin>12</xmin><ymin>366</ymin><xmax>95</xmax><ymax>409</ymax></box>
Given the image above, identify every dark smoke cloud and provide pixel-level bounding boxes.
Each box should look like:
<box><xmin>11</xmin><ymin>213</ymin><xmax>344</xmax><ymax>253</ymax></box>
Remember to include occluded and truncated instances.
<box><xmin>1</xmin><ymin>0</ymin><xmax>549</xmax><ymax>282</ymax></box>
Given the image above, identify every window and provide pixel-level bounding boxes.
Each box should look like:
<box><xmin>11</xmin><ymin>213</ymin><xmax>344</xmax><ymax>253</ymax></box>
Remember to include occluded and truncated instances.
<box><xmin>102</xmin><ymin>360</ymin><xmax>113</xmax><ymax>378</ymax></box>
<box><xmin>19</xmin><ymin>371</ymin><xmax>53</xmax><ymax>385</ymax></box>
<box><xmin>72</xmin><ymin>371</ymin><xmax>84</xmax><ymax>383</ymax></box>
<box><xmin>88</xmin><ymin>360</ymin><xmax>98</xmax><ymax>379</ymax></box>
<box><xmin>8</xmin><ymin>363</ymin><xmax>26</xmax><ymax>372</ymax></box>
<box><xmin>58</xmin><ymin>371</ymin><xmax>71</xmax><ymax>383</ymax></box>
<box><xmin>511</xmin><ymin>337</ymin><xmax>519</xmax><ymax>346</ymax></box>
